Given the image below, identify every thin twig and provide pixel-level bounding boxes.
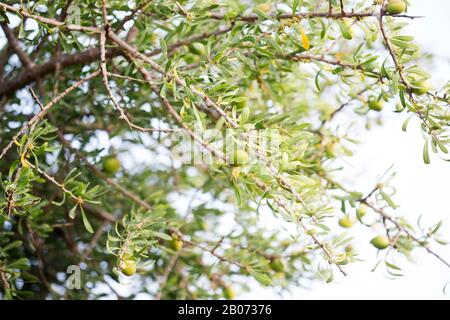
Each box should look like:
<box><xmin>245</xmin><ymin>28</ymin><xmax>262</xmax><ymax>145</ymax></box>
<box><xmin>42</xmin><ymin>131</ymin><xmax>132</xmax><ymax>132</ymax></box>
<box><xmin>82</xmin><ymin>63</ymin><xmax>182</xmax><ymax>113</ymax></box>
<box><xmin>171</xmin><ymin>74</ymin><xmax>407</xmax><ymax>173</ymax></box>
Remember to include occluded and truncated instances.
<box><xmin>0</xmin><ymin>2</ymin><xmax>100</xmax><ymax>33</ymax></box>
<box><xmin>0</xmin><ymin>70</ymin><xmax>101</xmax><ymax>160</ymax></box>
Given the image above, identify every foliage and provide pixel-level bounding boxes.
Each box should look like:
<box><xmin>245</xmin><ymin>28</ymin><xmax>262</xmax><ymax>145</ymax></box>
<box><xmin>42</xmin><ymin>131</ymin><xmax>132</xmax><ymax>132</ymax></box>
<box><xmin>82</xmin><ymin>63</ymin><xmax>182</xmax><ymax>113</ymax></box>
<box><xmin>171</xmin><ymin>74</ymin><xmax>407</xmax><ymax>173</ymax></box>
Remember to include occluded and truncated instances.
<box><xmin>0</xmin><ymin>0</ymin><xmax>449</xmax><ymax>299</ymax></box>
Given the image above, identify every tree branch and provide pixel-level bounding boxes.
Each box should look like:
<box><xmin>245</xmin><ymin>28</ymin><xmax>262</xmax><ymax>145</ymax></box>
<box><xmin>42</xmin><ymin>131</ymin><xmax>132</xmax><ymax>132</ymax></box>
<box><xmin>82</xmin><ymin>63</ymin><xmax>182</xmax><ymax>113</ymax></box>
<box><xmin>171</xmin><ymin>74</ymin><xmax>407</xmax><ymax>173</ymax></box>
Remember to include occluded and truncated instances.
<box><xmin>0</xmin><ymin>2</ymin><xmax>100</xmax><ymax>33</ymax></box>
<box><xmin>0</xmin><ymin>48</ymin><xmax>118</xmax><ymax>97</ymax></box>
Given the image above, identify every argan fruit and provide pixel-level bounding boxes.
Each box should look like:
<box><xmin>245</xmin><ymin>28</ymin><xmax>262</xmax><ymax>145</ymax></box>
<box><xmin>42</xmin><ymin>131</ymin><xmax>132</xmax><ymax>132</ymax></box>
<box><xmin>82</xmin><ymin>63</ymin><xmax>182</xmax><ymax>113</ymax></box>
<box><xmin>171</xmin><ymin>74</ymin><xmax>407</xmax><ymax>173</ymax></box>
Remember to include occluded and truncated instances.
<box><xmin>224</xmin><ymin>286</ymin><xmax>235</xmax><ymax>300</ymax></box>
<box><xmin>411</xmin><ymin>80</ymin><xmax>431</xmax><ymax>95</ymax></box>
<box><xmin>357</xmin><ymin>204</ymin><xmax>368</xmax><ymax>218</ymax></box>
<box><xmin>385</xmin><ymin>0</ymin><xmax>406</xmax><ymax>15</ymax></box>
<box><xmin>169</xmin><ymin>238</ymin><xmax>183</xmax><ymax>251</ymax></box>
<box><xmin>269</xmin><ymin>259</ymin><xmax>285</xmax><ymax>273</ymax></box>
<box><xmin>368</xmin><ymin>99</ymin><xmax>384</xmax><ymax>112</ymax></box>
<box><xmin>121</xmin><ymin>259</ymin><xmax>137</xmax><ymax>276</ymax></box>
<box><xmin>102</xmin><ymin>156</ymin><xmax>121</xmax><ymax>174</ymax></box>
<box><xmin>229</xmin><ymin>149</ymin><xmax>249</xmax><ymax>165</ymax></box>
<box><xmin>370</xmin><ymin>235</ymin><xmax>390</xmax><ymax>250</ymax></box>
<box><xmin>257</xmin><ymin>3</ymin><xmax>271</xmax><ymax>12</ymax></box>
<box><xmin>338</xmin><ymin>216</ymin><xmax>353</xmax><ymax>228</ymax></box>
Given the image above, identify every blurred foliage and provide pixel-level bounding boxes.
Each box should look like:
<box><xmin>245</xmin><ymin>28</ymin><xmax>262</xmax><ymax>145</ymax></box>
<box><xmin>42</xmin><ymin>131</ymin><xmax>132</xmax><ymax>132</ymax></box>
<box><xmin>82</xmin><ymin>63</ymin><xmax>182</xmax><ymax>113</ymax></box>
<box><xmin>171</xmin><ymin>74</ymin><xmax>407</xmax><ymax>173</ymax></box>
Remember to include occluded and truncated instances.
<box><xmin>0</xmin><ymin>0</ymin><xmax>449</xmax><ymax>299</ymax></box>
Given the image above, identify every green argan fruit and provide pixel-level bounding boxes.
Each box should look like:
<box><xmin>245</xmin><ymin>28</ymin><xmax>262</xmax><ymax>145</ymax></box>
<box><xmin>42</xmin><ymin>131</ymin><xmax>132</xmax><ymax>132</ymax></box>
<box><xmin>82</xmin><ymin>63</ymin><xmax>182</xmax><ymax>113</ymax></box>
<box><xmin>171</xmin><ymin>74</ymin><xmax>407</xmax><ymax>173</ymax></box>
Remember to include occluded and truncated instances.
<box><xmin>357</xmin><ymin>204</ymin><xmax>368</xmax><ymax>218</ymax></box>
<box><xmin>229</xmin><ymin>149</ymin><xmax>249</xmax><ymax>165</ymax></box>
<box><xmin>224</xmin><ymin>286</ymin><xmax>235</xmax><ymax>300</ymax></box>
<box><xmin>102</xmin><ymin>156</ymin><xmax>121</xmax><ymax>174</ymax></box>
<box><xmin>370</xmin><ymin>235</ymin><xmax>390</xmax><ymax>250</ymax></box>
<box><xmin>269</xmin><ymin>259</ymin><xmax>285</xmax><ymax>273</ymax></box>
<box><xmin>169</xmin><ymin>238</ymin><xmax>183</xmax><ymax>251</ymax></box>
<box><xmin>121</xmin><ymin>259</ymin><xmax>137</xmax><ymax>276</ymax></box>
<box><xmin>385</xmin><ymin>0</ymin><xmax>406</xmax><ymax>14</ymax></box>
<box><xmin>411</xmin><ymin>81</ymin><xmax>431</xmax><ymax>95</ymax></box>
<box><xmin>338</xmin><ymin>216</ymin><xmax>353</xmax><ymax>228</ymax></box>
<box><xmin>368</xmin><ymin>99</ymin><xmax>384</xmax><ymax>112</ymax></box>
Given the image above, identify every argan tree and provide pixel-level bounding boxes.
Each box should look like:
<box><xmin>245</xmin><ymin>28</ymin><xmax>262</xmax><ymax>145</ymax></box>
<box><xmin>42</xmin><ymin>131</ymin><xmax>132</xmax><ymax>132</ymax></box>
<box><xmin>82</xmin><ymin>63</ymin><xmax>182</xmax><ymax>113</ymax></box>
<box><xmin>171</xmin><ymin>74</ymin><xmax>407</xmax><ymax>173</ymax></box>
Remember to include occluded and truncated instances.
<box><xmin>0</xmin><ymin>0</ymin><xmax>449</xmax><ymax>300</ymax></box>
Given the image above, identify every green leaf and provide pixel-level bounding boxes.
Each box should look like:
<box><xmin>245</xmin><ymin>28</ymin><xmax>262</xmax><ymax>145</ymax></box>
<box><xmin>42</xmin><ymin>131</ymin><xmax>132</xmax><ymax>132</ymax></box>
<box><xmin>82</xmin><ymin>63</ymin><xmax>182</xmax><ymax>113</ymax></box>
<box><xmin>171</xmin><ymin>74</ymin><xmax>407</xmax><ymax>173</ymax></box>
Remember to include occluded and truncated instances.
<box><xmin>232</xmin><ymin>182</ymin><xmax>242</xmax><ymax>207</ymax></box>
<box><xmin>423</xmin><ymin>139</ymin><xmax>431</xmax><ymax>164</ymax></box>
<box><xmin>250</xmin><ymin>270</ymin><xmax>272</xmax><ymax>286</ymax></box>
<box><xmin>3</xmin><ymin>240</ymin><xmax>22</xmax><ymax>251</ymax></box>
<box><xmin>380</xmin><ymin>190</ymin><xmax>397</xmax><ymax>208</ymax></box>
<box><xmin>80</xmin><ymin>206</ymin><xmax>94</xmax><ymax>234</ymax></box>
<box><xmin>338</xmin><ymin>20</ymin><xmax>352</xmax><ymax>40</ymax></box>
<box><xmin>292</xmin><ymin>0</ymin><xmax>303</xmax><ymax>15</ymax></box>
<box><xmin>0</xmin><ymin>8</ymin><xmax>10</xmax><ymax>24</ymax></box>
<box><xmin>399</xmin><ymin>88</ymin><xmax>407</xmax><ymax>108</ymax></box>
<box><xmin>385</xmin><ymin>261</ymin><xmax>402</xmax><ymax>271</ymax></box>
<box><xmin>18</xmin><ymin>21</ymin><xmax>26</xmax><ymax>39</ymax></box>
<box><xmin>315</xmin><ymin>70</ymin><xmax>322</xmax><ymax>92</ymax></box>
<box><xmin>8</xmin><ymin>258</ymin><xmax>30</xmax><ymax>270</ymax></box>
<box><xmin>153</xmin><ymin>232</ymin><xmax>172</xmax><ymax>241</ymax></box>
<box><xmin>402</xmin><ymin>115</ymin><xmax>412</xmax><ymax>132</ymax></box>
<box><xmin>159</xmin><ymin>37</ymin><xmax>168</xmax><ymax>56</ymax></box>
<box><xmin>69</xmin><ymin>204</ymin><xmax>78</xmax><ymax>219</ymax></box>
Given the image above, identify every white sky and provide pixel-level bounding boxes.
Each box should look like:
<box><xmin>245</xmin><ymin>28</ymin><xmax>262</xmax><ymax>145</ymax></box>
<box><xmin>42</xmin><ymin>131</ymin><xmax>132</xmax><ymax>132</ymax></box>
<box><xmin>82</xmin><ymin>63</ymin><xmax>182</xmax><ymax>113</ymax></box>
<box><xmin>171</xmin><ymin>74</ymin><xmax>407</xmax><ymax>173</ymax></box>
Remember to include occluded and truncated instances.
<box><xmin>240</xmin><ymin>0</ymin><xmax>450</xmax><ymax>300</ymax></box>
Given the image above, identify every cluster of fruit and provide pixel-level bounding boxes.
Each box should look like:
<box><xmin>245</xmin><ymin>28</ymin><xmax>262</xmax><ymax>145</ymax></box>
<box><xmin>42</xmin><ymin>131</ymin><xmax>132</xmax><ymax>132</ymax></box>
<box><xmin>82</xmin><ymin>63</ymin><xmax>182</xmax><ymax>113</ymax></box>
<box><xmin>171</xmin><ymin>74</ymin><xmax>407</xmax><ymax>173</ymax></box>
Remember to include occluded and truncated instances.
<box><xmin>119</xmin><ymin>235</ymin><xmax>183</xmax><ymax>277</ymax></box>
<box><xmin>367</xmin><ymin>0</ymin><xmax>431</xmax><ymax>113</ymax></box>
<box><xmin>338</xmin><ymin>204</ymin><xmax>390</xmax><ymax>250</ymax></box>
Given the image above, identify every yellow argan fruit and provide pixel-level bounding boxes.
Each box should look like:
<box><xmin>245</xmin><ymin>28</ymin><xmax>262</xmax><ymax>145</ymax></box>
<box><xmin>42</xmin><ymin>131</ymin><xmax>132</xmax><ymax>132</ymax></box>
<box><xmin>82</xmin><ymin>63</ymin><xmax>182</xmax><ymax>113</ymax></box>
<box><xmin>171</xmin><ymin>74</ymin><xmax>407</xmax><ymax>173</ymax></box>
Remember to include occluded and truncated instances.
<box><xmin>224</xmin><ymin>286</ymin><xmax>235</xmax><ymax>300</ymax></box>
<box><xmin>338</xmin><ymin>216</ymin><xmax>353</xmax><ymax>228</ymax></box>
<box><xmin>411</xmin><ymin>80</ymin><xmax>431</xmax><ymax>95</ymax></box>
<box><xmin>368</xmin><ymin>99</ymin><xmax>384</xmax><ymax>112</ymax></box>
<box><xmin>121</xmin><ymin>259</ymin><xmax>137</xmax><ymax>276</ymax></box>
<box><xmin>102</xmin><ymin>156</ymin><xmax>121</xmax><ymax>174</ymax></box>
<box><xmin>169</xmin><ymin>238</ymin><xmax>183</xmax><ymax>251</ymax></box>
<box><xmin>269</xmin><ymin>259</ymin><xmax>285</xmax><ymax>273</ymax></box>
<box><xmin>370</xmin><ymin>235</ymin><xmax>390</xmax><ymax>250</ymax></box>
<box><xmin>385</xmin><ymin>0</ymin><xmax>406</xmax><ymax>15</ymax></box>
<box><xmin>257</xmin><ymin>3</ymin><xmax>271</xmax><ymax>12</ymax></box>
<box><xmin>357</xmin><ymin>204</ymin><xmax>368</xmax><ymax>218</ymax></box>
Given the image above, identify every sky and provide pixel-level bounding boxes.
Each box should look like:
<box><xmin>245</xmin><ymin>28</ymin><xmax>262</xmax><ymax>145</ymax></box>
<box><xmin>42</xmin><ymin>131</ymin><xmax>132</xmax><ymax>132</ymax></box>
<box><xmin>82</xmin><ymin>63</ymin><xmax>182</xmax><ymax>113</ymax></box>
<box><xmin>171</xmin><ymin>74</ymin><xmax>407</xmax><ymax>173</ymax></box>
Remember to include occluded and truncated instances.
<box><xmin>240</xmin><ymin>0</ymin><xmax>450</xmax><ymax>300</ymax></box>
